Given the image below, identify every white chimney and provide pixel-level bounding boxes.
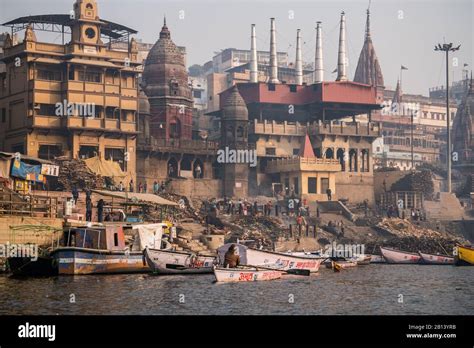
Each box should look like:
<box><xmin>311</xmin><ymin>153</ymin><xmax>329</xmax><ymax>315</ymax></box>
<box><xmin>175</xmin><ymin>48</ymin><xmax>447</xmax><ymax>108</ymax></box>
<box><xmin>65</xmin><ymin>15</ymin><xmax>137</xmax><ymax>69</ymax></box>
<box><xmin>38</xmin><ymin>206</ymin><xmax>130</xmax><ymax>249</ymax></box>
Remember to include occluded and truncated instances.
<box><xmin>295</xmin><ymin>29</ymin><xmax>303</xmax><ymax>85</ymax></box>
<box><xmin>250</xmin><ymin>24</ymin><xmax>258</xmax><ymax>83</ymax></box>
<box><xmin>269</xmin><ymin>17</ymin><xmax>279</xmax><ymax>83</ymax></box>
<box><xmin>314</xmin><ymin>21</ymin><xmax>323</xmax><ymax>83</ymax></box>
<box><xmin>336</xmin><ymin>11</ymin><xmax>348</xmax><ymax>82</ymax></box>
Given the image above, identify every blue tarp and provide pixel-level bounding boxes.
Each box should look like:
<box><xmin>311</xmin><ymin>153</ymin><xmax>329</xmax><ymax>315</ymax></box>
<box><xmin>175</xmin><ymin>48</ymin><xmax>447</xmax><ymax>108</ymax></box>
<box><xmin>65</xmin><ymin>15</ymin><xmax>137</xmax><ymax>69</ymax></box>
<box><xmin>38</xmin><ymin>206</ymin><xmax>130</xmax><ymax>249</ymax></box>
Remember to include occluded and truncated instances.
<box><xmin>10</xmin><ymin>159</ymin><xmax>43</xmax><ymax>182</ymax></box>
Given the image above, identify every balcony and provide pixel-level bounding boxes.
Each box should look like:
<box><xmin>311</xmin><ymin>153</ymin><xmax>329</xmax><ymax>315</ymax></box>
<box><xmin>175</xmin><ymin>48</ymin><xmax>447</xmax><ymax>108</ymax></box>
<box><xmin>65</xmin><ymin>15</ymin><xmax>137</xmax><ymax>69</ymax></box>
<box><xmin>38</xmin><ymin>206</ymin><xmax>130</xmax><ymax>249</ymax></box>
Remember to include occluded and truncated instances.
<box><xmin>251</xmin><ymin>119</ymin><xmax>307</xmax><ymax>136</ymax></box>
<box><xmin>310</xmin><ymin>120</ymin><xmax>381</xmax><ymax>138</ymax></box>
<box><xmin>266</xmin><ymin>156</ymin><xmax>342</xmax><ymax>174</ymax></box>
<box><xmin>138</xmin><ymin>137</ymin><xmax>219</xmax><ymax>155</ymax></box>
<box><xmin>29</xmin><ymin>115</ymin><xmax>62</xmax><ymax>128</ymax></box>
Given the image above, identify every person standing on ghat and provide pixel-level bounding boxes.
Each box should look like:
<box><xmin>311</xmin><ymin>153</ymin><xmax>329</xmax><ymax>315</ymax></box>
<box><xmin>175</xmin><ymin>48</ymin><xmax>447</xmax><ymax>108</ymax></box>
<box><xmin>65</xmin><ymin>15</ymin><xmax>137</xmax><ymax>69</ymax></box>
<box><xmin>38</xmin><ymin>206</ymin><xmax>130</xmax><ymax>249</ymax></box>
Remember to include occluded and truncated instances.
<box><xmin>143</xmin><ymin>181</ymin><xmax>147</xmax><ymax>193</ymax></box>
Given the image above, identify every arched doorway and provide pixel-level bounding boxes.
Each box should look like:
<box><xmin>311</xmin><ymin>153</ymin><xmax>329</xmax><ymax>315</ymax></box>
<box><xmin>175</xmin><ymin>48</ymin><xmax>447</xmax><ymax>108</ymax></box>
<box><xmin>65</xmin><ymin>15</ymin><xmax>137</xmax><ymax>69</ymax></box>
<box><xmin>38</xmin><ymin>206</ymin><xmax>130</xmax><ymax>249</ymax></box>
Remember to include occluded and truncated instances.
<box><xmin>167</xmin><ymin>157</ymin><xmax>179</xmax><ymax>178</ymax></box>
<box><xmin>337</xmin><ymin>148</ymin><xmax>345</xmax><ymax>171</ymax></box>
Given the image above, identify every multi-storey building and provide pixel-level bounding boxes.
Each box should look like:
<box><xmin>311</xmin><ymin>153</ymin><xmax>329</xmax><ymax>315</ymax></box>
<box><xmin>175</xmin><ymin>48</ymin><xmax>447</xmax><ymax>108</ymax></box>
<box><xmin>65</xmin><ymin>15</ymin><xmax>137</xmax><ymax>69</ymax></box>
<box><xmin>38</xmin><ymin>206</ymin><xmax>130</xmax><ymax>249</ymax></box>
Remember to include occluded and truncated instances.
<box><xmin>0</xmin><ymin>0</ymin><xmax>140</xmax><ymax>182</ymax></box>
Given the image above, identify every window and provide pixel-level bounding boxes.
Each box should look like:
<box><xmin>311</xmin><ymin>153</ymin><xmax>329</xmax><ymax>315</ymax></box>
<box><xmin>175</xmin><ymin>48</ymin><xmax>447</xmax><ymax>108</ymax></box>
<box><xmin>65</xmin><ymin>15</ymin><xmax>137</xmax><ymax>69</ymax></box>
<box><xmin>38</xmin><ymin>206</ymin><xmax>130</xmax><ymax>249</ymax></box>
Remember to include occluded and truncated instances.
<box><xmin>308</xmin><ymin>177</ymin><xmax>317</xmax><ymax>194</ymax></box>
<box><xmin>265</xmin><ymin>147</ymin><xmax>276</xmax><ymax>156</ymax></box>
<box><xmin>1</xmin><ymin>108</ymin><xmax>5</xmax><ymax>123</ymax></box>
<box><xmin>39</xmin><ymin>104</ymin><xmax>57</xmax><ymax>116</ymax></box>
<box><xmin>114</xmin><ymin>233</ymin><xmax>119</xmax><ymax>247</ymax></box>
<box><xmin>293</xmin><ymin>148</ymin><xmax>300</xmax><ymax>156</ymax></box>
<box><xmin>268</xmin><ymin>84</ymin><xmax>276</xmax><ymax>91</ymax></box>
<box><xmin>79</xmin><ymin>145</ymin><xmax>99</xmax><ymax>159</ymax></box>
<box><xmin>293</xmin><ymin>177</ymin><xmax>299</xmax><ymax>195</ymax></box>
<box><xmin>38</xmin><ymin>145</ymin><xmax>62</xmax><ymax>160</ymax></box>
<box><xmin>12</xmin><ymin>144</ymin><xmax>24</xmax><ymax>154</ymax></box>
<box><xmin>105</xmin><ymin>147</ymin><xmax>125</xmax><ymax>170</ymax></box>
<box><xmin>68</xmin><ymin>66</ymin><xmax>75</xmax><ymax>80</ymax></box>
<box><xmin>193</xmin><ymin>90</ymin><xmax>202</xmax><ymax>98</ymax></box>
<box><xmin>289</xmin><ymin>85</ymin><xmax>297</xmax><ymax>92</ymax></box>
<box><xmin>79</xmin><ymin>70</ymin><xmax>101</xmax><ymax>83</ymax></box>
<box><xmin>37</xmin><ymin>69</ymin><xmax>61</xmax><ymax>81</ymax></box>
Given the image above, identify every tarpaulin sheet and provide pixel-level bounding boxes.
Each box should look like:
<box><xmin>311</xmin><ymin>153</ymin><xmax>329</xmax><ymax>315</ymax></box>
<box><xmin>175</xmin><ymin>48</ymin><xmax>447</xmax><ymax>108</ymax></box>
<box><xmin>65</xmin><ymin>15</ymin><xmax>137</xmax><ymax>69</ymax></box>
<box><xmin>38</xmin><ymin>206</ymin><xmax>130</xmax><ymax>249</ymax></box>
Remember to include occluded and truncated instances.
<box><xmin>10</xmin><ymin>159</ymin><xmax>44</xmax><ymax>182</ymax></box>
<box><xmin>84</xmin><ymin>156</ymin><xmax>128</xmax><ymax>181</ymax></box>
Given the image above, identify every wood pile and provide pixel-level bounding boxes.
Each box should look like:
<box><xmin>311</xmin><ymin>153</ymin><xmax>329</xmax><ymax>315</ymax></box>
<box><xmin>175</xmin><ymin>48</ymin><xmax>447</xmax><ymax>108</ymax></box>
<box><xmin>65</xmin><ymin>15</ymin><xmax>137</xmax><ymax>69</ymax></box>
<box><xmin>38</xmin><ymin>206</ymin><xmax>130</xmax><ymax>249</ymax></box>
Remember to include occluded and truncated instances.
<box><xmin>371</xmin><ymin>218</ymin><xmax>466</xmax><ymax>254</ymax></box>
<box><xmin>54</xmin><ymin>157</ymin><xmax>104</xmax><ymax>191</ymax></box>
<box><xmin>390</xmin><ymin>170</ymin><xmax>434</xmax><ymax>197</ymax></box>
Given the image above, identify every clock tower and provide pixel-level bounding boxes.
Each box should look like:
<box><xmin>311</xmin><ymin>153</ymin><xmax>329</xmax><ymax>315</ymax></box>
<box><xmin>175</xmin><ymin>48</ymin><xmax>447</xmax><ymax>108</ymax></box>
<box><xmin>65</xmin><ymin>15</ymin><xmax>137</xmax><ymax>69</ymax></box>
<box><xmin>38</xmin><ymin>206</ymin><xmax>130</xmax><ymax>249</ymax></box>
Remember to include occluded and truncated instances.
<box><xmin>71</xmin><ymin>0</ymin><xmax>102</xmax><ymax>47</ymax></box>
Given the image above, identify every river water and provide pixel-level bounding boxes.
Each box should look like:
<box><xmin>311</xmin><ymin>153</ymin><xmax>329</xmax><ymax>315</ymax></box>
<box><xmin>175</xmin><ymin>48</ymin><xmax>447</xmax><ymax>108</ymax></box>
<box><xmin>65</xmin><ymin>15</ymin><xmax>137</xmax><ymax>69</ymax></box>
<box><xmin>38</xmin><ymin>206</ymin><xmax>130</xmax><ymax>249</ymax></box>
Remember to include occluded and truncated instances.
<box><xmin>0</xmin><ymin>265</ymin><xmax>472</xmax><ymax>315</ymax></box>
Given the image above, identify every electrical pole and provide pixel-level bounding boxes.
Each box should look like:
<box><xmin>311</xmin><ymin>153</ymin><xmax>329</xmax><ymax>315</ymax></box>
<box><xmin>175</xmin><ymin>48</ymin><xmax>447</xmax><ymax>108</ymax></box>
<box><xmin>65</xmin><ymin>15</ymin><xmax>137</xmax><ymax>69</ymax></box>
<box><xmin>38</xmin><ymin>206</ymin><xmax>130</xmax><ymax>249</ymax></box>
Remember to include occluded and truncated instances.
<box><xmin>435</xmin><ymin>42</ymin><xmax>460</xmax><ymax>193</ymax></box>
<box><xmin>411</xmin><ymin>110</ymin><xmax>414</xmax><ymax>170</ymax></box>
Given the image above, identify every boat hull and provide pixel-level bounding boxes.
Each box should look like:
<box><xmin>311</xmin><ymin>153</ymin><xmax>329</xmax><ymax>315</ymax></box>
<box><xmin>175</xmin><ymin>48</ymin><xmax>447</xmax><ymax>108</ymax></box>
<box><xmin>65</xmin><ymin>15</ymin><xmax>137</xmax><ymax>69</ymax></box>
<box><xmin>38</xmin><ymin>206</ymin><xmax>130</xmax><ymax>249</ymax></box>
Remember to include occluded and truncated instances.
<box><xmin>214</xmin><ymin>267</ymin><xmax>282</xmax><ymax>282</ymax></box>
<box><xmin>8</xmin><ymin>256</ymin><xmax>58</xmax><ymax>276</ymax></box>
<box><xmin>145</xmin><ymin>248</ymin><xmax>216</xmax><ymax>275</ymax></box>
<box><xmin>325</xmin><ymin>260</ymin><xmax>358</xmax><ymax>269</ymax></box>
<box><xmin>368</xmin><ymin>254</ymin><xmax>386</xmax><ymax>264</ymax></box>
<box><xmin>51</xmin><ymin>248</ymin><xmax>148</xmax><ymax>275</ymax></box>
<box><xmin>455</xmin><ymin>245</ymin><xmax>474</xmax><ymax>266</ymax></box>
<box><xmin>418</xmin><ymin>252</ymin><xmax>454</xmax><ymax>265</ymax></box>
<box><xmin>245</xmin><ymin>248</ymin><xmax>323</xmax><ymax>273</ymax></box>
<box><xmin>380</xmin><ymin>247</ymin><xmax>421</xmax><ymax>264</ymax></box>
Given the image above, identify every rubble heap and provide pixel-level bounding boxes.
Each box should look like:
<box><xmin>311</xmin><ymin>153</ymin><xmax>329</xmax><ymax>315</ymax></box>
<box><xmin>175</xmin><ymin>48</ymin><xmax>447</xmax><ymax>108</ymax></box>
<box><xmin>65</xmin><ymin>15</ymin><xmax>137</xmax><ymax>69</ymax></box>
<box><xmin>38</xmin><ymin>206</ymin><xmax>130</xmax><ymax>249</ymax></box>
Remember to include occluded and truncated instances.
<box><xmin>224</xmin><ymin>215</ymin><xmax>287</xmax><ymax>248</ymax></box>
<box><xmin>54</xmin><ymin>157</ymin><xmax>104</xmax><ymax>191</ymax></box>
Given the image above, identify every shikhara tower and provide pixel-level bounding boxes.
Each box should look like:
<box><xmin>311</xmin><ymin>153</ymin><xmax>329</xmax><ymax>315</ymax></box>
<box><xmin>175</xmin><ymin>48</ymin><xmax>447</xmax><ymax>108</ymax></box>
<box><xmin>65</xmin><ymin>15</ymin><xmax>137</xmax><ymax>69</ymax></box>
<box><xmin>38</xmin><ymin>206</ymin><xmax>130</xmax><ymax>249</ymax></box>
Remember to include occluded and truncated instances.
<box><xmin>142</xmin><ymin>18</ymin><xmax>193</xmax><ymax>140</ymax></box>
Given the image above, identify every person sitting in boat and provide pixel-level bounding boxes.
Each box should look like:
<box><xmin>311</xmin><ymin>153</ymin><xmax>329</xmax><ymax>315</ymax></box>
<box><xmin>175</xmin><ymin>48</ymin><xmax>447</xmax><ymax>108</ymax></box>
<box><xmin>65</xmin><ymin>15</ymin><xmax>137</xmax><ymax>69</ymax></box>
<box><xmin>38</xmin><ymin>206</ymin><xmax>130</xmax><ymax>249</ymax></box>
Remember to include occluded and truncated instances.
<box><xmin>224</xmin><ymin>244</ymin><xmax>240</xmax><ymax>268</ymax></box>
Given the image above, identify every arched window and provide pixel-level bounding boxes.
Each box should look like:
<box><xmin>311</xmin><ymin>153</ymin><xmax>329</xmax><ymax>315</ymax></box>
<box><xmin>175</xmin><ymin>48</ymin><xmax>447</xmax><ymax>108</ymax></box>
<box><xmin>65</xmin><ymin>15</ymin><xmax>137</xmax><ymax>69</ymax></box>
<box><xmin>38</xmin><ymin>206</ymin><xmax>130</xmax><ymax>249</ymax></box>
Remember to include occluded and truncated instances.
<box><xmin>169</xmin><ymin>118</ymin><xmax>181</xmax><ymax>139</ymax></box>
<box><xmin>325</xmin><ymin>148</ymin><xmax>334</xmax><ymax>159</ymax></box>
<box><xmin>336</xmin><ymin>148</ymin><xmax>345</xmax><ymax>171</ymax></box>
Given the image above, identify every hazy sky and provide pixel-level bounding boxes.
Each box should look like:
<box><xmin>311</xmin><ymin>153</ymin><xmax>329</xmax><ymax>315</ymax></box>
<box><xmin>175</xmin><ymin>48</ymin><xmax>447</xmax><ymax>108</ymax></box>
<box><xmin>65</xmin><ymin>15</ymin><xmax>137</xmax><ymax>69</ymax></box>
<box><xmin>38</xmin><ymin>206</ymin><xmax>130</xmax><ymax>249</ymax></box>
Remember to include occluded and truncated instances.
<box><xmin>1</xmin><ymin>0</ymin><xmax>472</xmax><ymax>95</ymax></box>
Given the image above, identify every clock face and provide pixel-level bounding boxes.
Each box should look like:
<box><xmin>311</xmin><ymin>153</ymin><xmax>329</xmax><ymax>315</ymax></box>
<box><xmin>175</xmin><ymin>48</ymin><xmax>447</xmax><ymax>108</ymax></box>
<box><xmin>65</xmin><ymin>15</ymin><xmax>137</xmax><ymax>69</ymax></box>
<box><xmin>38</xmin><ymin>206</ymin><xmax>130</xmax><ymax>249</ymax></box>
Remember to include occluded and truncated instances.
<box><xmin>85</xmin><ymin>27</ymin><xmax>96</xmax><ymax>39</ymax></box>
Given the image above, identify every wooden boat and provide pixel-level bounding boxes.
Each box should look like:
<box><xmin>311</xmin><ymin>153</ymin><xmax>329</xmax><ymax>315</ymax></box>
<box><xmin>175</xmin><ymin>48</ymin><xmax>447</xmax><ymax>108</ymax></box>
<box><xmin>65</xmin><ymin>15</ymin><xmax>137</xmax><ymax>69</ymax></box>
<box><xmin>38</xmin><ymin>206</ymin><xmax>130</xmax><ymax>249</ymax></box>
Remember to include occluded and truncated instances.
<box><xmin>51</xmin><ymin>223</ymin><xmax>166</xmax><ymax>275</ymax></box>
<box><xmin>380</xmin><ymin>247</ymin><xmax>421</xmax><ymax>264</ymax></box>
<box><xmin>217</xmin><ymin>243</ymin><xmax>323</xmax><ymax>273</ymax></box>
<box><xmin>51</xmin><ymin>226</ymin><xmax>147</xmax><ymax>275</ymax></box>
<box><xmin>144</xmin><ymin>247</ymin><xmax>216</xmax><ymax>275</ymax></box>
<box><xmin>455</xmin><ymin>245</ymin><xmax>474</xmax><ymax>266</ymax></box>
<box><xmin>418</xmin><ymin>251</ymin><xmax>454</xmax><ymax>265</ymax></box>
<box><xmin>213</xmin><ymin>266</ymin><xmax>282</xmax><ymax>282</ymax></box>
<box><xmin>355</xmin><ymin>255</ymin><xmax>372</xmax><ymax>265</ymax></box>
<box><xmin>326</xmin><ymin>260</ymin><xmax>358</xmax><ymax>271</ymax></box>
<box><xmin>368</xmin><ymin>254</ymin><xmax>386</xmax><ymax>264</ymax></box>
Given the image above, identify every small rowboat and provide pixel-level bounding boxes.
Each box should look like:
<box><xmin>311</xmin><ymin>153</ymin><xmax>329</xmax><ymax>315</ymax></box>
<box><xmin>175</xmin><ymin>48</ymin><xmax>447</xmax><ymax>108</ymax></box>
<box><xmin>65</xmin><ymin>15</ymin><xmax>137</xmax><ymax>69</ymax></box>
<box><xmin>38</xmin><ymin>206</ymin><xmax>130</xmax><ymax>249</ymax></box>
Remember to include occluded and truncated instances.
<box><xmin>326</xmin><ymin>260</ymin><xmax>357</xmax><ymax>271</ymax></box>
<box><xmin>380</xmin><ymin>247</ymin><xmax>421</xmax><ymax>264</ymax></box>
<box><xmin>217</xmin><ymin>244</ymin><xmax>323</xmax><ymax>273</ymax></box>
<box><xmin>455</xmin><ymin>245</ymin><xmax>474</xmax><ymax>266</ymax></box>
<box><xmin>144</xmin><ymin>248</ymin><xmax>216</xmax><ymax>275</ymax></box>
<box><xmin>355</xmin><ymin>255</ymin><xmax>372</xmax><ymax>265</ymax></box>
<box><xmin>418</xmin><ymin>251</ymin><xmax>454</xmax><ymax>265</ymax></box>
<box><xmin>213</xmin><ymin>266</ymin><xmax>282</xmax><ymax>282</ymax></box>
<box><xmin>368</xmin><ymin>254</ymin><xmax>385</xmax><ymax>264</ymax></box>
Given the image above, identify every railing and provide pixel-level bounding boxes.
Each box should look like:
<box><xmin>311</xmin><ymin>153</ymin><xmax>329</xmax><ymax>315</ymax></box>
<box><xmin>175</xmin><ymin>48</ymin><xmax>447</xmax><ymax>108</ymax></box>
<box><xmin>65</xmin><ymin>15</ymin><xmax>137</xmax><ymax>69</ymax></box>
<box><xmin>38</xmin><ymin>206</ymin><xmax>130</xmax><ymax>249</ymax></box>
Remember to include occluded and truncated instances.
<box><xmin>266</xmin><ymin>156</ymin><xmax>341</xmax><ymax>173</ymax></box>
<box><xmin>0</xmin><ymin>191</ymin><xmax>59</xmax><ymax>218</ymax></box>
<box><xmin>143</xmin><ymin>138</ymin><xmax>220</xmax><ymax>152</ymax></box>
<box><xmin>310</xmin><ymin>120</ymin><xmax>381</xmax><ymax>137</ymax></box>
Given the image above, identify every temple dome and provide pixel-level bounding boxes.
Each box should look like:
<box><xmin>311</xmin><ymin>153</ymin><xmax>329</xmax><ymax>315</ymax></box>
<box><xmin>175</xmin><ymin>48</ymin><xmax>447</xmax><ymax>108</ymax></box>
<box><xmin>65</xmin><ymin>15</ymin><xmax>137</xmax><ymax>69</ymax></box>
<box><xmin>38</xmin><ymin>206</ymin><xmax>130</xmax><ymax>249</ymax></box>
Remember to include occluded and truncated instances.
<box><xmin>452</xmin><ymin>78</ymin><xmax>474</xmax><ymax>166</ymax></box>
<box><xmin>222</xmin><ymin>86</ymin><xmax>248</xmax><ymax>121</ymax></box>
<box><xmin>141</xmin><ymin>18</ymin><xmax>191</xmax><ymax>99</ymax></box>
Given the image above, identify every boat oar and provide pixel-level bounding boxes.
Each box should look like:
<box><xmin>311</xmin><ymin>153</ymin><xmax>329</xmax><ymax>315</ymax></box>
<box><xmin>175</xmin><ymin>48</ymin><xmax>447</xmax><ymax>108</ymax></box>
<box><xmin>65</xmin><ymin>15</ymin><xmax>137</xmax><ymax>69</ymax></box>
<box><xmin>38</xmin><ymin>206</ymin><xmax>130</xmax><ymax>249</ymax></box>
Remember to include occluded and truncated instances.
<box><xmin>245</xmin><ymin>264</ymin><xmax>310</xmax><ymax>276</ymax></box>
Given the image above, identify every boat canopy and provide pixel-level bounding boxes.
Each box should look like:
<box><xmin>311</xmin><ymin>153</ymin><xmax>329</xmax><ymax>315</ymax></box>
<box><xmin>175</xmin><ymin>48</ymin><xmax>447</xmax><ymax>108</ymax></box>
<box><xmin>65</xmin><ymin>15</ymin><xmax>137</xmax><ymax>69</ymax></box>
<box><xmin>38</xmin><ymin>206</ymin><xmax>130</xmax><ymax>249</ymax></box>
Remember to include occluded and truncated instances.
<box><xmin>92</xmin><ymin>189</ymin><xmax>178</xmax><ymax>206</ymax></box>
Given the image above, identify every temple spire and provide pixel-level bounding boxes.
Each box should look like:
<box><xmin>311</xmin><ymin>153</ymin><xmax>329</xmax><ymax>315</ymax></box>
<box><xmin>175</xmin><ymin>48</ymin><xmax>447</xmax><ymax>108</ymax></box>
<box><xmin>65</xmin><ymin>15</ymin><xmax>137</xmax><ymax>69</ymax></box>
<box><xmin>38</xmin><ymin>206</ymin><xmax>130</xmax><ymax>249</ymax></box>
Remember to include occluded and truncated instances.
<box><xmin>365</xmin><ymin>9</ymin><xmax>371</xmax><ymax>40</ymax></box>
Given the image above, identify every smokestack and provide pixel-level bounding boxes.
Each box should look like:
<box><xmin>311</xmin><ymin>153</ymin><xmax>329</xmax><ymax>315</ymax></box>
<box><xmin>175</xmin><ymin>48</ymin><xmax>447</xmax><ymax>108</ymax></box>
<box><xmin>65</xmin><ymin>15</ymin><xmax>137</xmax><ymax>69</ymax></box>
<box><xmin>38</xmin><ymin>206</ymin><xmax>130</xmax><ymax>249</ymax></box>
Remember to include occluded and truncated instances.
<box><xmin>295</xmin><ymin>29</ymin><xmax>303</xmax><ymax>85</ymax></box>
<box><xmin>336</xmin><ymin>11</ymin><xmax>348</xmax><ymax>81</ymax></box>
<box><xmin>314</xmin><ymin>21</ymin><xmax>323</xmax><ymax>83</ymax></box>
<box><xmin>250</xmin><ymin>24</ymin><xmax>258</xmax><ymax>83</ymax></box>
<box><xmin>269</xmin><ymin>17</ymin><xmax>279</xmax><ymax>83</ymax></box>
